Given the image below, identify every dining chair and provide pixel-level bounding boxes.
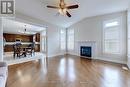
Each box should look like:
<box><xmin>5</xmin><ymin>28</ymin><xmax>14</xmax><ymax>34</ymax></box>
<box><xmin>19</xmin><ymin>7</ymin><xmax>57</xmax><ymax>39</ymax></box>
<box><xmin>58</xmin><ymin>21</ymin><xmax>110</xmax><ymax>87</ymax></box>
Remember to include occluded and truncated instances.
<box><xmin>13</xmin><ymin>44</ymin><xmax>19</xmax><ymax>58</ymax></box>
<box><xmin>26</xmin><ymin>47</ymin><xmax>33</xmax><ymax>56</ymax></box>
<box><xmin>13</xmin><ymin>44</ymin><xmax>26</xmax><ymax>58</ymax></box>
<box><xmin>27</xmin><ymin>42</ymin><xmax>35</xmax><ymax>56</ymax></box>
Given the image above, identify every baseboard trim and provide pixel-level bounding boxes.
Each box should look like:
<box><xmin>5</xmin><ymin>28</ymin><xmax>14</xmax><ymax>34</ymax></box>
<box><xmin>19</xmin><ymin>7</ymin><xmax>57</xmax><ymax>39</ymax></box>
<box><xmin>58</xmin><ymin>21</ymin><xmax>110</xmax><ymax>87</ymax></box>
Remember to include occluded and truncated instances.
<box><xmin>95</xmin><ymin>57</ymin><xmax>127</xmax><ymax>64</ymax></box>
<box><xmin>47</xmin><ymin>53</ymin><xmax>127</xmax><ymax>65</ymax></box>
<box><xmin>47</xmin><ymin>53</ymin><xmax>65</xmax><ymax>58</ymax></box>
<box><xmin>67</xmin><ymin>53</ymin><xmax>127</xmax><ymax>64</ymax></box>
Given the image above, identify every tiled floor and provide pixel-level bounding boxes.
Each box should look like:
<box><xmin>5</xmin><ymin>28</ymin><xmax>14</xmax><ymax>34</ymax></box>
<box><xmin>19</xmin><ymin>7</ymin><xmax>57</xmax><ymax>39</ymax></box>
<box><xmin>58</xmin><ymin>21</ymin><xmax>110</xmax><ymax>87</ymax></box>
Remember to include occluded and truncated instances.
<box><xmin>4</xmin><ymin>52</ymin><xmax>46</xmax><ymax>65</ymax></box>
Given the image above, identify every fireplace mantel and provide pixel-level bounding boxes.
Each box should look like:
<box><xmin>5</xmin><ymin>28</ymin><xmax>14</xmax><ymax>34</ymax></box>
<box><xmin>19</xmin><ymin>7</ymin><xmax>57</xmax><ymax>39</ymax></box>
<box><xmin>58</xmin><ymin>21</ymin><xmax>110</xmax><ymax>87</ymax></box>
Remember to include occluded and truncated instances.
<box><xmin>76</xmin><ymin>41</ymin><xmax>96</xmax><ymax>43</ymax></box>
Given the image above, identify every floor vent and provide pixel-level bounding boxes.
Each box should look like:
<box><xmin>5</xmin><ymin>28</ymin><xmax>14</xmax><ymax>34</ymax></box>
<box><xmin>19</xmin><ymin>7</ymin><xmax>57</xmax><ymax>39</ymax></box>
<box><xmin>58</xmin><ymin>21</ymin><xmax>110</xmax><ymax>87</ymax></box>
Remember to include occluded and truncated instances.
<box><xmin>122</xmin><ymin>66</ymin><xmax>129</xmax><ymax>70</ymax></box>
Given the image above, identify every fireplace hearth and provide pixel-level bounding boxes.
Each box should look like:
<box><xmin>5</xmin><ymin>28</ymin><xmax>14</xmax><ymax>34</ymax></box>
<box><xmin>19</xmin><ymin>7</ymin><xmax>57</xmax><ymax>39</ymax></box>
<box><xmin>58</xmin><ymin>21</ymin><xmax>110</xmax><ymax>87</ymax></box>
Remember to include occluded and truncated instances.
<box><xmin>80</xmin><ymin>46</ymin><xmax>92</xmax><ymax>57</ymax></box>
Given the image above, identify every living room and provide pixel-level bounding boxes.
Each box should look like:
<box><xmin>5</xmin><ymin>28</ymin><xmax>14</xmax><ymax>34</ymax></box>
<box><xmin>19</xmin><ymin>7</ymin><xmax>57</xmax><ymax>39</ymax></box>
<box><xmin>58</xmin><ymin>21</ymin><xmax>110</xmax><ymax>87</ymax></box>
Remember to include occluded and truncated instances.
<box><xmin>0</xmin><ymin>0</ymin><xmax>130</xmax><ymax>87</ymax></box>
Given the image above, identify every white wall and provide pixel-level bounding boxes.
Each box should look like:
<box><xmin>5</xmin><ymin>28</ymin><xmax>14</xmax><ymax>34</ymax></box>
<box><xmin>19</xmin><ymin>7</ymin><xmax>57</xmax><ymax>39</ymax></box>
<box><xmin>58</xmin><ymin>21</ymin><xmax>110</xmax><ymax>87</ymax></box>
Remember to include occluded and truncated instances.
<box><xmin>5</xmin><ymin>12</ymin><xmax>63</xmax><ymax>57</ymax></box>
<box><xmin>0</xmin><ymin>19</ymin><xmax>3</xmax><ymax>61</ymax></box>
<box><xmin>127</xmin><ymin>9</ymin><xmax>130</xmax><ymax>68</ymax></box>
<box><xmin>68</xmin><ymin>11</ymin><xmax>127</xmax><ymax>64</ymax></box>
<box><xmin>47</xmin><ymin>24</ymin><xmax>62</xmax><ymax>57</ymax></box>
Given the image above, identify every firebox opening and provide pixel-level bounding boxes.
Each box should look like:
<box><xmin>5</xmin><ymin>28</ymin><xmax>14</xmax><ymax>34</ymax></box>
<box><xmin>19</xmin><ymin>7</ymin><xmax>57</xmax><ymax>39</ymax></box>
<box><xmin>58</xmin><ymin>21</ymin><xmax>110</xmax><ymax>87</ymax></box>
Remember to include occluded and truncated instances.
<box><xmin>80</xmin><ymin>46</ymin><xmax>92</xmax><ymax>57</ymax></box>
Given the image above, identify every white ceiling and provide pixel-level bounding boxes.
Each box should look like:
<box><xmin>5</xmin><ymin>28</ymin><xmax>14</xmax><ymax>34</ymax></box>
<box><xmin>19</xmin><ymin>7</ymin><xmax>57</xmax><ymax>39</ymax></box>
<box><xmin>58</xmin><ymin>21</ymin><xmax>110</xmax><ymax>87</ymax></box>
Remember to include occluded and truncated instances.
<box><xmin>3</xmin><ymin>19</ymin><xmax>46</xmax><ymax>35</ymax></box>
<box><xmin>16</xmin><ymin>0</ymin><xmax>129</xmax><ymax>28</ymax></box>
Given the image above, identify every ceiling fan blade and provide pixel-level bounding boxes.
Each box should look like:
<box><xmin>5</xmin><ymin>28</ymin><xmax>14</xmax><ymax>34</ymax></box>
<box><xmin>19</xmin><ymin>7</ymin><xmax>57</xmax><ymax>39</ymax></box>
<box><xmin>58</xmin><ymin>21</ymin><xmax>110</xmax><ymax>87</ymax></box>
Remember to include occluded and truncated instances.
<box><xmin>47</xmin><ymin>5</ymin><xmax>59</xmax><ymax>9</ymax></box>
<box><xmin>66</xmin><ymin>11</ymin><xmax>71</xmax><ymax>17</ymax></box>
<box><xmin>67</xmin><ymin>4</ymin><xmax>79</xmax><ymax>9</ymax></box>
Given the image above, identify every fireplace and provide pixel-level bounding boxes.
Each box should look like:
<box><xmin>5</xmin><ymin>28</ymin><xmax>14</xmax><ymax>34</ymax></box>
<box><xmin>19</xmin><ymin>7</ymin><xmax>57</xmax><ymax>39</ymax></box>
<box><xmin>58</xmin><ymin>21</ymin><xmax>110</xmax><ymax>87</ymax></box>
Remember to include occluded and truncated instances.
<box><xmin>80</xmin><ymin>46</ymin><xmax>92</xmax><ymax>57</ymax></box>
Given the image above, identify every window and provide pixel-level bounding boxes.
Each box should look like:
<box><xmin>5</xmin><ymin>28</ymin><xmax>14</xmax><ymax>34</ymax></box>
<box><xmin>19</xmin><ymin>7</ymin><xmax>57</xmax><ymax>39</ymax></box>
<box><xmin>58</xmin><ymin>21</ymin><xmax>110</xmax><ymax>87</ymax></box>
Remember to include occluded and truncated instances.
<box><xmin>103</xmin><ymin>18</ymin><xmax>121</xmax><ymax>54</ymax></box>
<box><xmin>67</xmin><ymin>29</ymin><xmax>74</xmax><ymax>50</ymax></box>
<box><xmin>41</xmin><ymin>30</ymin><xmax>46</xmax><ymax>52</ymax></box>
<box><xmin>60</xmin><ymin>29</ymin><xmax>66</xmax><ymax>50</ymax></box>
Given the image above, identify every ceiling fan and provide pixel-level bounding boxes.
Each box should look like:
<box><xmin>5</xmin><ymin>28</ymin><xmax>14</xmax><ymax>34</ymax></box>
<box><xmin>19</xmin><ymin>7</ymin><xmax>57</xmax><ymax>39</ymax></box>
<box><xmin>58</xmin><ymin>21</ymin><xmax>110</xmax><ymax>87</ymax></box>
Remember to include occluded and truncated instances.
<box><xmin>47</xmin><ymin>0</ymin><xmax>79</xmax><ymax>17</ymax></box>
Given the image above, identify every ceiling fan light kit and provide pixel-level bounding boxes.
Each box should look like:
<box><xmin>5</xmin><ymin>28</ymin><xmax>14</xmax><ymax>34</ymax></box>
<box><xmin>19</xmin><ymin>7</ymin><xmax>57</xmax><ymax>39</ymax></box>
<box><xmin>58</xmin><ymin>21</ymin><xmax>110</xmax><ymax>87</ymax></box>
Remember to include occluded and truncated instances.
<box><xmin>47</xmin><ymin>0</ymin><xmax>79</xmax><ymax>17</ymax></box>
<box><xmin>58</xmin><ymin>8</ymin><xmax>67</xmax><ymax>15</ymax></box>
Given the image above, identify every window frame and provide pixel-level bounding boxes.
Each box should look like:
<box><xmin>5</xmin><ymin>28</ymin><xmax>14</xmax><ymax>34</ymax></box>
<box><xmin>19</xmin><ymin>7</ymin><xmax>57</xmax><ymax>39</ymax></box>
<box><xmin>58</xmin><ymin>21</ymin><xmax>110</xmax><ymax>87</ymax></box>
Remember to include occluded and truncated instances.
<box><xmin>60</xmin><ymin>29</ymin><xmax>66</xmax><ymax>50</ymax></box>
<box><xmin>41</xmin><ymin>30</ymin><xmax>47</xmax><ymax>53</ymax></box>
<box><xmin>67</xmin><ymin>29</ymin><xmax>75</xmax><ymax>51</ymax></box>
<box><xmin>103</xmin><ymin>18</ymin><xmax>121</xmax><ymax>54</ymax></box>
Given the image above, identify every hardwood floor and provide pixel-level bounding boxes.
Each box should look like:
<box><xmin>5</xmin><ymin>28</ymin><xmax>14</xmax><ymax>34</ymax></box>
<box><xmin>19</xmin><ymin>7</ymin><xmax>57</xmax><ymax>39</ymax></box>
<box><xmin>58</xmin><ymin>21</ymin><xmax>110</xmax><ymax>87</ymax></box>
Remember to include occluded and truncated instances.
<box><xmin>7</xmin><ymin>55</ymin><xmax>130</xmax><ymax>87</ymax></box>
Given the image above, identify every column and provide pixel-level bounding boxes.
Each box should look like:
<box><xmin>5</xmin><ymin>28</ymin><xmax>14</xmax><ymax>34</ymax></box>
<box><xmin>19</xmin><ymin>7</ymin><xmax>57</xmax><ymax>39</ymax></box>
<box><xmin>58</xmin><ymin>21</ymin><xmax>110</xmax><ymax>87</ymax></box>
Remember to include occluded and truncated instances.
<box><xmin>0</xmin><ymin>18</ymin><xmax>3</xmax><ymax>61</ymax></box>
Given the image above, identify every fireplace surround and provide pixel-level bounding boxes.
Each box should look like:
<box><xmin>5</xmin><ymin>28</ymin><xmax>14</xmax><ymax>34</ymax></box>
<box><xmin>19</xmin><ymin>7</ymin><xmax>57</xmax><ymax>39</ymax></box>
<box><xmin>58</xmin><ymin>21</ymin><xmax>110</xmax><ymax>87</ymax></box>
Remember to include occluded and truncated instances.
<box><xmin>76</xmin><ymin>41</ymin><xmax>97</xmax><ymax>59</ymax></box>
